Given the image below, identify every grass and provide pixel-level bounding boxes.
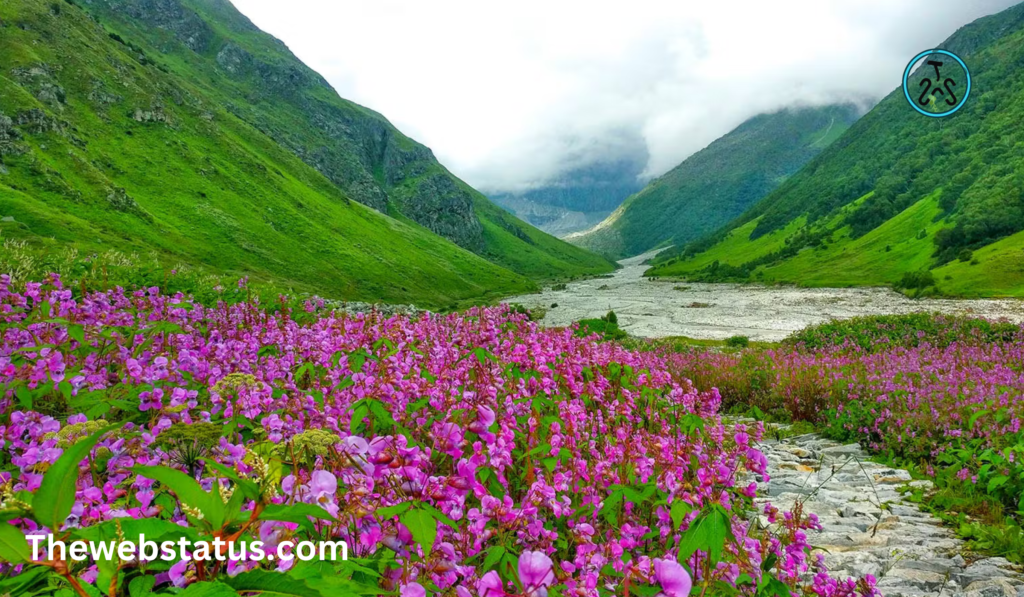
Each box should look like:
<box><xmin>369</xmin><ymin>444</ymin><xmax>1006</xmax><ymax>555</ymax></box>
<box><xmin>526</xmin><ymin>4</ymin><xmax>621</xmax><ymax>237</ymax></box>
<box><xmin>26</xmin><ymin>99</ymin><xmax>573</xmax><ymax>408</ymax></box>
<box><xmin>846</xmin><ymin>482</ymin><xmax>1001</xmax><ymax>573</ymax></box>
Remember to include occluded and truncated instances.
<box><xmin>755</xmin><ymin>193</ymin><xmax>946</xmax><ymax>287</ymax></box>
<box><xmin>647</xmin><ymin>191</ymin><xmax>1024</xmax><ymax>297</ymax></box>
<box><xmin>647</xmin><ymin>216</ymin><xmax>807</xmax><ymax>277</ymax></box>
<box><xmin>933</xmin><ymin>228</ymin><xmax>1024</xmax><ymax>297</ymax></box>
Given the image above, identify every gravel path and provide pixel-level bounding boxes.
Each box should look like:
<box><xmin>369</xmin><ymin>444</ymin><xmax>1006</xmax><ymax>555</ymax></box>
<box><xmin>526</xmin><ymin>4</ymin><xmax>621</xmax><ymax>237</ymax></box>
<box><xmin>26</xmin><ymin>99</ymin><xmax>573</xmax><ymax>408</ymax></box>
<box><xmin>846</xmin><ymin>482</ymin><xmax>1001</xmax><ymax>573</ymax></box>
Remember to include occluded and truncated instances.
<box><xmin>757</xmin><ymin>432</ymin><xmax>1023</xmax><ymax>597</ymax></box>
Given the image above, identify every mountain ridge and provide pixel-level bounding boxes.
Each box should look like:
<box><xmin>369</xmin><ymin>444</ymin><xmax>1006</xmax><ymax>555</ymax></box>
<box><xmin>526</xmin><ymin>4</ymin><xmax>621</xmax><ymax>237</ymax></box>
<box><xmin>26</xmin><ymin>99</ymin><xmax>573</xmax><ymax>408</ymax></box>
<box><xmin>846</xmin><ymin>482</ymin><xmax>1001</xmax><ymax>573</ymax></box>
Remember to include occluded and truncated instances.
<box><xmin>0</xmin><ymin>0</ymin><xmax>613</xmax><ymax>307</ymax></box>
<box><xmin>567</xmin><ymin>104</ymin><xmax>862</xmax><ymax>259</ymax></box>
<box><xmin>647</xmin><ymin>1</ymin><xmax>1024</xmax><ymax>298</ymax></box>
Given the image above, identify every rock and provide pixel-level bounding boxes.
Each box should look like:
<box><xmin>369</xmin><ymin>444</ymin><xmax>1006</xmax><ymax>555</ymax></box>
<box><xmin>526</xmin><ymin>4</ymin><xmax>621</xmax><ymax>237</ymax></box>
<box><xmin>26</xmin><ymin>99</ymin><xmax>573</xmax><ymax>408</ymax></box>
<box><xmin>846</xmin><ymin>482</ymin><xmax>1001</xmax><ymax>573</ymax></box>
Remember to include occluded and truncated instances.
<box><xmin>964</xmin><ymin>579</ymin><xmax>1019</xmax><ymax>597</ymax></box>
<box><xmin>821</xmin><ymin>443</ymin><xmax>863</xmax><ymax>456</ymax></box>
<box><xmin>753</xmin><ymin>432</ymin><xmax>1024</xmax><ymax>597</ymax></box>
<box><xmin>882</xmin><ymin>568</ymin><xmax>948</xmax><ymax>592</ymax></box>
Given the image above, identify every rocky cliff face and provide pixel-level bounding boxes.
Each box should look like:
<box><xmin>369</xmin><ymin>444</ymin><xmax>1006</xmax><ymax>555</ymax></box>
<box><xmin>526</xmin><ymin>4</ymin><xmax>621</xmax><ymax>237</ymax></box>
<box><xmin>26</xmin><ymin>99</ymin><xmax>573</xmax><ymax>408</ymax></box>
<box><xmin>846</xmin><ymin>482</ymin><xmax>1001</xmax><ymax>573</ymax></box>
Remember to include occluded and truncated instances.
<box><xmin>84</xmin><ymin>0</ymin><xmax>486</xmax><ymax>250</ymax></box>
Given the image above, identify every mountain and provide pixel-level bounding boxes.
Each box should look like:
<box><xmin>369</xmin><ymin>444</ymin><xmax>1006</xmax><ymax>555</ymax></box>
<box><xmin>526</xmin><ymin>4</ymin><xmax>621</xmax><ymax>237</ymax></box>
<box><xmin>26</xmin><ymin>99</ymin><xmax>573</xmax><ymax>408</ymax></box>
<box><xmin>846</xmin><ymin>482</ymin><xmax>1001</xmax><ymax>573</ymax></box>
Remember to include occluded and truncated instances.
<box><xmin>647</xmin><ymin>2</ymin><xmax>1024</xmax><ymax>298</ymax></box>
<box><xmin>0</xmin><ymin>0</ymin><xmax>613</xmax><ymax>307</ymax></box>
<box><xmin>489</xmin><ymin>154</ymin><xmax>646</xmax><ymax>237</ymax></box>
<box><xmin>566</xmin><ymin>104</ymin><xmax>861</xmax><ymax>259</ymax></box>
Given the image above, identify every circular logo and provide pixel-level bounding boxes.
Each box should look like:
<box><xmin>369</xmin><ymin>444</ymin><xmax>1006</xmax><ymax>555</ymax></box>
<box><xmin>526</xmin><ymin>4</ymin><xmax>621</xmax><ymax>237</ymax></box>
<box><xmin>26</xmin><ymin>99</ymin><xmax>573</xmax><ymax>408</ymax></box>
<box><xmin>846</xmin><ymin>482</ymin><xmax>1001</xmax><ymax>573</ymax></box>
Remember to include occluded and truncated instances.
<box><xmin>903</xmin><ymin>49</ymin><xmax>971</xmax><ymax>117</ymax></box>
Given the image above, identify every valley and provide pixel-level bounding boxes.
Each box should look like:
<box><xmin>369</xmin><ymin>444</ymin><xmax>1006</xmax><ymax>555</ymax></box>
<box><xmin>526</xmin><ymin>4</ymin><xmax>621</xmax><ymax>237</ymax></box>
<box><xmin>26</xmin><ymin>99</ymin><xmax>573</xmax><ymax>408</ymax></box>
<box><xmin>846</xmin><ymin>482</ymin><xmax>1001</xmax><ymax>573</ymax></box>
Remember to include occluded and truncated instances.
<box><xmin>1</xmin><ymin>1</ymin><xmax>1024</xmax><ymax>596</ymax></box>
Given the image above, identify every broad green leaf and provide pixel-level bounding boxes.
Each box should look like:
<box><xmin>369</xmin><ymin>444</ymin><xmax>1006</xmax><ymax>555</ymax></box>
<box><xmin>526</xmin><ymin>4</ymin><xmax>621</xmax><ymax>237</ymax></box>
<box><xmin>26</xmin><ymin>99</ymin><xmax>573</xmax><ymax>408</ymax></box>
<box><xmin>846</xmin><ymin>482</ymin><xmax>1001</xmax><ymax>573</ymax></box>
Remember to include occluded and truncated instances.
<box><xmin>0</xmin><ymin>522</ymin><xmax>31</xmax><ymax>563</ymax></box>
<box><xmin>68</xmin><ymin>324</ymin><xmax>86</xmax><ymax>346</ymax></box>
<box><xmin>35</xmin><ymin>423</ymin><xmax>122</xmax><ymax>531</ymax></box>
<box><xmin>128</xmin><ymin>575</ymin><xmax>156</xmax><ymax>597</ymax></box>
<box><xmin>400</xmin><ymin>507</ymin><xmax>438</xmax><ymax>556</ymax></box>
<box><xmin>133</xmin><ymin>465</ymin><xmax>224</xmax><ymax>529</ymax></box>
<box><xmin>670</xmin><ymin>500</ymin><xmax>692</xmax><ymax>531</ymax></box>
<box><xmin>421</xmin><ymin>504</ymin><xmax>457</xmax><ymax>529</ymax></box>
<box><xmin>225</xmin><ymin>568</ymin><xmax>323</xmax><ymax>596</ymax></box>
<box><xmin>375</xmin><ymin>501</ymin><xmax>412</xmax><ymax>519</ymax></box>
<box><xmin>988</xmin><ymin>475</ymin><xmax>1010</xmax><ymax>493</ymax></box>
<box><xmin>482</xmin><ymin>545</ymin><xmax>506</xmax><ymax>572</ymax></box>
<box><xmin>75</xmin><ymin>517</ymin><xmax>200</xmax><ymax>544</ymax></box>
<box><xmin>178</xmin><ymin>581</ymin><xmax>239</xmax><ymax>597</ymax></box>
<box><xmin>602</xmin><ymin>490</ymin><xmax>624</xmax><ymax>524</ymax></box>
<box><xmin>15</xmin><ymin>385</ymin><xmax>32</xmax><ymax>410</ymax></box>
<box><xmin>205</xmin><ymin>460</ymin><xmax>261</xmax><ymax>501</ymax></box>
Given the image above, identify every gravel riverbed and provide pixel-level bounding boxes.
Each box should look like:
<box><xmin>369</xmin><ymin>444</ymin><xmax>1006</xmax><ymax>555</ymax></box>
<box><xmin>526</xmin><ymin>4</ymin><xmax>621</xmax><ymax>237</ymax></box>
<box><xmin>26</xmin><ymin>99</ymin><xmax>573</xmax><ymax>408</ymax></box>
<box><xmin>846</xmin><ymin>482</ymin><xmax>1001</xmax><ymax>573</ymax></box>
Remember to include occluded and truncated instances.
<box><xmin>504</xmin><ymin>251</ymin><xmax>1024</xmax><ymax>341</ymax></box>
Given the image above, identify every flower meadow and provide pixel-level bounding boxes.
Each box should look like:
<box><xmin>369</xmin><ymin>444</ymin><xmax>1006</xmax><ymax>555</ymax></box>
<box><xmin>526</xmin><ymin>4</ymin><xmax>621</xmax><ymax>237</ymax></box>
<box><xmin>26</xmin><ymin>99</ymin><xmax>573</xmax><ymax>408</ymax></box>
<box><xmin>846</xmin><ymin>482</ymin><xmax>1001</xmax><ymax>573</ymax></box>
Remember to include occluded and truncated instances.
<box><xmin>669</xmin><ymin>314</ymin><xmax>1024</xmax><ymax>557</ymax></box>
<box><xmin>0</xmin><ymin>275</ymin><xmax>879</xmax><ymax>597</ymax></box>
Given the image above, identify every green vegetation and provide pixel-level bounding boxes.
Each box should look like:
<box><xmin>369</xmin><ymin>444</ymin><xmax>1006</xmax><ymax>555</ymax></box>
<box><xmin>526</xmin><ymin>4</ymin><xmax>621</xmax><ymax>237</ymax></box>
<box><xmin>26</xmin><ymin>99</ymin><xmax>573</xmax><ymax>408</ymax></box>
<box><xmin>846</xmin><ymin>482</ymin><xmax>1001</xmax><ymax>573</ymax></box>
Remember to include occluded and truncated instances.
<box><xmin>0</xmin><ymin>0</ymin><xmax>611</xmax><ymax>310</ymax></box>
<box><xmin>569</xmin><ymin>105</ymin><xmax>859</xmax><ymax>258</ymax></box>
<box><xmin>575</xmin><ymin>311</ymin><xmax>626</xmax><ymax>340</ymax></box>
<box><xmin>782</xmin><ymin>312</ymin><xmax>1020</xmax><ymax>351</ymax></box>
<box><xmin>666</xmin><ymin>314</ymin><xmax>1024</xmax><ymax>563</ymax></box>
<box><xmin>649</xmin><ymin>3</ymin><xmax>1024</xmax><ymax>296</ymax></box>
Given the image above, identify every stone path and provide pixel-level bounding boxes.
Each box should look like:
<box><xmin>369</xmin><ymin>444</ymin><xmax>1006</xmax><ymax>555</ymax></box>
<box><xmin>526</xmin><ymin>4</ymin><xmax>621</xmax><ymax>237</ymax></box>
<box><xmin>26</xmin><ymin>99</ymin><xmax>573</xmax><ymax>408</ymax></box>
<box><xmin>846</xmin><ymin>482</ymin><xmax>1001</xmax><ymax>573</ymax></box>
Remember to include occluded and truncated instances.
<box><xmin>756</xmin><ymin>432</ymin><xmax>1023</xmax><ymax>597</ymax></box>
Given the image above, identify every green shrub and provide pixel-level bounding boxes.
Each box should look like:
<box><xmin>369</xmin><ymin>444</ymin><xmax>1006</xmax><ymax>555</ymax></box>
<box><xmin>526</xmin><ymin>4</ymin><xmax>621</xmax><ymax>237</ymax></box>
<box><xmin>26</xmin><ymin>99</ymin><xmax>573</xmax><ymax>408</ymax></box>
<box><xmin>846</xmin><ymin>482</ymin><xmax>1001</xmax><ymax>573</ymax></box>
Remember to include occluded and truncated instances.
<box><xmin>784</xmin><ymin>313</ymin><xmax>1021</xmax><ymax>352</ymax></box>
<box><xmin>894</xmin><ymin>270</ymin><xmax>936</xmax><ymax>291</ymax></box>
<box><xmin>958</xmin><ymin>248</ymin><xmax>974</xmax><ymax>262</ymax></box>
<box><xmin>725</xmin><ymin>335</ymin><xmax>750</xmax><ymax>348</ymax></box>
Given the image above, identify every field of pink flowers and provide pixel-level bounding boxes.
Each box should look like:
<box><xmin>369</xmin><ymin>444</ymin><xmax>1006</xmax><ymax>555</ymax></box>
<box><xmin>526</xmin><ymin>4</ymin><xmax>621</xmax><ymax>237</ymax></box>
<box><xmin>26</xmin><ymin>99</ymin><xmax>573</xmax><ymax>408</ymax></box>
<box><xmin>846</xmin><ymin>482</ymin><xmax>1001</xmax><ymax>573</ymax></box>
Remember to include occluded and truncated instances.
<box><xmin>0</xmin><ymin>275</ymin><xmax>878</xmax><ymax>597</ymax></box>
<box><xmin>669</xmin><ymin>315</ymin><xmax>1024</xmax><ymax>550</ymax></box>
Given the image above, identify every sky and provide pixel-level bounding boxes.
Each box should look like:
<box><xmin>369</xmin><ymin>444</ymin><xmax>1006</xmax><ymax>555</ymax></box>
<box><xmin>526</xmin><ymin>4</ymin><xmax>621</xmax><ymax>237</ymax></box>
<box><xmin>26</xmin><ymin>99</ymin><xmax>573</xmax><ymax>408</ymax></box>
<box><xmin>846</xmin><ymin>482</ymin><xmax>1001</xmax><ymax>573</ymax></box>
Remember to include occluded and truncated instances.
<box><xmin>231</xmin><ymin>0</ymin><xmax>1020</xmax><ymax>193</ymax></box>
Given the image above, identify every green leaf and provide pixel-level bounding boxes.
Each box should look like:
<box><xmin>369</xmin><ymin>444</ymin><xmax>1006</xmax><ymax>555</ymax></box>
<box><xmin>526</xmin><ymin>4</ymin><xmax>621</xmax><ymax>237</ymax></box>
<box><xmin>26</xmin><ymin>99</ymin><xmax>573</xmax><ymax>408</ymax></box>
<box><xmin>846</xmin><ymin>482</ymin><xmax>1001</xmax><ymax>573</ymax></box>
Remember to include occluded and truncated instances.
<box><xmin>988</xmin><ymin>475</ymin><xmax>1010</xmax><ymax>493</ymax></box>
<box><xmin>68</xmin><ymin>324</ymin><xmax>86</xmax><ymax>346</ymax></box>
<box><xmin>133</xmin><ymin>465</ymin><xmax>225</xmax><ymax>529</ymax></box>
<box><xmin>225</xmin><ymin>568</ymin><xmax>324</xmax><ymax>596</ymax></box>
<box><xmin>35</xmin><ymin>423</ymin><xmax>122</xmax><ymax>531</ymax></box>
<box><xmin>482</xmin><ymin>545</ymin><xmax>506</xmax><ymax>572</ymax></box>
<box><xmin>400</xmin><ymin>507</ymin><xmax>438</xmax><ymax>556</ymax></box>
<box><xmin>75</xmin><ymin>517</ymin><xmax>200</xmax><ymax>545</ymax></box>
<box><xmin>376</xmin><ymin>501</ymin><xmax>412</xmax><ymax>519</ymax></box>
<box><xmin>14</xmin><ymin>385</ymin><xmax>31</xmax><ymax>410</ymax></box>
<box><xmin>0</xmin><ymin>522</ymin><xmax>31</xmax><ymax>563</ymax></box>
<box><xmin>670</xmin><ymin>500</ymin><xmax>692</xmax><ymax>531</ymax></box>
<box><xmin>128</xmin><ymin>575</ymin><xmax>156</xmax><ymax>597</ymax></box>
<box><xmin>602</xmin><ymin>490</ymin><xmax>624</xmax><ymax>524</ymax></box>
<box><xmin>178</xmin><ymin>581</ymin><xmax>240</xmax><ymax>597</ymax></box>
<box><xmin>205</xmin><ymin>460</ymin><xmax>261</xmax><ymax>501</ymax></box>
<box><xmin>421</xmin><ymin>503</ymin><xmax>457</xmax><ymax>529</ymax></box>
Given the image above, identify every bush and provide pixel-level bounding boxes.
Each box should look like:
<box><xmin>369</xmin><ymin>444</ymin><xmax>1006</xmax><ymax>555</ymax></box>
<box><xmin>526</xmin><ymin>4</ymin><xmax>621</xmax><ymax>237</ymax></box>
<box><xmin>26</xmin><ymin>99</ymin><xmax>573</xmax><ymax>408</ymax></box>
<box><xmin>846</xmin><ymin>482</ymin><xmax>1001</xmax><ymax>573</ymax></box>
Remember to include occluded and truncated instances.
<box><xmin>604</xmin><ymin>310</ymin><xmax>618</xmax><ymax>324</ymax></box>
<box><xmin>894</xmin><ymin>270</ymin><xmax>936</xmax><ymax>291</ymax></box>
<box><xmin>958</xmin><ymin>248</ymin><xmax>974</xmax><ymax>262</ymax></box>
<box><xmin>784</xmin><ymin>313</ymin><xmax>1021</xmax><ymax>351</ymax></box>
<box><xmin>725</xmin><ymin>335</ymin><xmax>750</xmax><ymax>348</ymax></box>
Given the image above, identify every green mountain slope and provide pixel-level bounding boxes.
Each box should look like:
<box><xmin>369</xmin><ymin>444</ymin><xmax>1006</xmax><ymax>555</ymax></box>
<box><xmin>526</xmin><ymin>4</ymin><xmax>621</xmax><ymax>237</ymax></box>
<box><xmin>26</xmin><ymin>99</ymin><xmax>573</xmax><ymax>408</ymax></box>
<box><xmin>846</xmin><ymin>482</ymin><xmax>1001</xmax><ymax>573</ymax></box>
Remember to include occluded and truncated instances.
<box><xmin>567</xmin><ymin>104</ymin><xmax>860</xmax><ymax>259</ymax></box>
<box><xmin>0</xmin><ymin>0</ymin><xmax>612</xmax><ymax>307</ymax></box>
<box><xmin>649</xmin><ymin>2</ymin><xmax>1024</xmax><ymax>297</ymax></box>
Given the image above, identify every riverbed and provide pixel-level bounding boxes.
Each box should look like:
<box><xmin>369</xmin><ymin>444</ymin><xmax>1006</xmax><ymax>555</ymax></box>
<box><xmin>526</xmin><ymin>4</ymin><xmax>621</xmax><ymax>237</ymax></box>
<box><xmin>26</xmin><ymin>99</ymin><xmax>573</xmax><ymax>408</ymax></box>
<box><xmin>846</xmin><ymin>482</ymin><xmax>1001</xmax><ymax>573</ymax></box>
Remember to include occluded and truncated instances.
<box><xmin>503</xmin><ymin>251</ymin><xmax>1024</xmax><ymax>341</ymax></box>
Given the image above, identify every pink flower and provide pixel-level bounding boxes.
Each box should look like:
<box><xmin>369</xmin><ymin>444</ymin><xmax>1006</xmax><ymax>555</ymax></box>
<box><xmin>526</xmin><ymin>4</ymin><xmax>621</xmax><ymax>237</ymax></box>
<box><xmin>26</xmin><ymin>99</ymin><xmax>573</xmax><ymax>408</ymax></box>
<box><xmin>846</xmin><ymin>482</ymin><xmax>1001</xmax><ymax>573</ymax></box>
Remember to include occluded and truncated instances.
<box><xmin>654</xmin><ymin>558</ymin><xmax>692</xmax><ymax>597</ymax></box>
<box><xmin>478</xmin><ymin>571</ymin><xmax>504</xmax><ymax>596</ymax></box>
<box><xmin>519</xmin><ymin>550</ymin><xmax>555</xmax><ymax>596</ymax></box>
<box><xmin>401</xmin><ymin>582</ymin><xmax>426</xmax><ymax>597</ymax></box>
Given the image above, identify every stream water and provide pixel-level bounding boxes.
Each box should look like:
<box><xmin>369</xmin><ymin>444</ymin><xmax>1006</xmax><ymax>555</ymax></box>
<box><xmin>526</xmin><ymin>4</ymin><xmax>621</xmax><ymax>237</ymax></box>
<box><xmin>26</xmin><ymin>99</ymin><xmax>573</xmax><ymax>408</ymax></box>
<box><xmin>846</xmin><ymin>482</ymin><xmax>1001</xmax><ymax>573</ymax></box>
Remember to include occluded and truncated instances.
<box><xmin>504</xmin><ymin>251</ymin><xmax>1024</xmax><ymax>341</ymax></box>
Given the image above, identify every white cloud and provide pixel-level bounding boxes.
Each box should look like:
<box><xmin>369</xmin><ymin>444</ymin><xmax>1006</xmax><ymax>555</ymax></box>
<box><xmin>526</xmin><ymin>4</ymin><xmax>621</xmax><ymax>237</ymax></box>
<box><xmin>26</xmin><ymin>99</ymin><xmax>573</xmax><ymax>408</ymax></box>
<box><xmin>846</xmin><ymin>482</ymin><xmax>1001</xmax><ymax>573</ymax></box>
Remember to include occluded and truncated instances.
<box><xmin>230</xmin><ymin>0</ymin><xmax>1020</xmax><ymax>191</ymax></box>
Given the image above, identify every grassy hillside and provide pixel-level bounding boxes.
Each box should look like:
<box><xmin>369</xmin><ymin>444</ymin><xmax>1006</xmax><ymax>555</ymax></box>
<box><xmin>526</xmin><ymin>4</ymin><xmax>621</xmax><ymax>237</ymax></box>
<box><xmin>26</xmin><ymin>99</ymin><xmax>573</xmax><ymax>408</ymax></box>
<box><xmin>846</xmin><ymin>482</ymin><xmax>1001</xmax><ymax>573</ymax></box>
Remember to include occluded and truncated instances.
<box><xmin>650</xmin><ymin>3</ymin><xmax>1024</xmax><ymax>297</ymax></box>
<box><xmin>568</xmin><ymin>105</ymin><xmax>860</xmax><ymax>259</ymax></box>
<box><xmin>0</xmin><ymin>0</ymin><xmax>612</xmax><ymax>308</ymax></box>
